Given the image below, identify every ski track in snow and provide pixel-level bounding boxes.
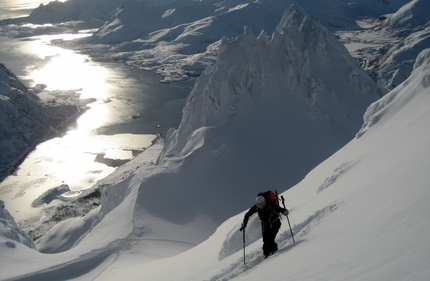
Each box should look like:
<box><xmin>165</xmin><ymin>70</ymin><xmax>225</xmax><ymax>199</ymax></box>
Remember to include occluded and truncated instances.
<box><xmin>317</xmin><ymin>162</ymin><xmax>354</xmax><ymax>193</ymax></box>
<box><xmin>208</xmin><ymin>203</ymin><xmax>339</xmax><ymax>281</ymax></box>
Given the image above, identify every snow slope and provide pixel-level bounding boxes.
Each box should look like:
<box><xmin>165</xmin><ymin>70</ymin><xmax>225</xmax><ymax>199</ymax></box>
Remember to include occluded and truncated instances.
<box><xmin>375</xmin><ymin>24</ymin><xmax>430</xmax><ymax>88</ymax></box>
<box><xmin>0</xmin><ymin>200</ymin><xmax>35</xmax><ymax>250</ymax></box>
<box><xmin>1</xmin><ymin>40</ymin><xmax>428</xmax><ymax>281</ymax></box>
<box><xmin>336</xmin><ymin>0</ymin><xmax>430</xmax><ymax>89</ymax></box>
<box><xmin>151</xmin><ymin>4</ymin><xmax>383</xmax><ymax>224</ymax></box>
<box><xmin>385</xmin><ymin>0</ymin><xmax>430</xmax><ymax>30</ymax></box>
<box><xmin>27</xmin><ymin>4</ymin><xmax>384</xmax><ymax>255</ymax></box>
<box><xmin>376</xmin><ymin>0</ymin><xmax>430</xmax><ymax>89</ymax></box>
<box><xmin>0</xmin><ymin>1</ymin><xmax>429</xmax><ymax>281</ymax></box>
<box><xmin>80</xmin><ymin>46</ymin><xmax>430</xmax><ymax>281</ymax></box>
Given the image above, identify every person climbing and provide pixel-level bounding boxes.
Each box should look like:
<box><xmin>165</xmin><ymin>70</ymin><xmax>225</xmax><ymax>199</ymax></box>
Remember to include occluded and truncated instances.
<box><xmin>239</xmin><ymin>191</ymin><xmax>289</xmax><ymax>258</ymax></box>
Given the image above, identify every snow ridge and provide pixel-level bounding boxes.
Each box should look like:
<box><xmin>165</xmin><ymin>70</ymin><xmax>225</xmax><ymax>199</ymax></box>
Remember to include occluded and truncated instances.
<box><xmin>124</xmin><ymin>5</ymin><xmax>383</xmax><ymax>241</ymax></box>
<box><xmin>357</xmin><ymin>48</ymin><xmax>430</xmax><ymax>138</ymax></box>
<box><xmin>0</xmin><ymin>1</ymin><xmax>429</xmax><ymax>280</ymax></box>
<box><xmin>160</xmin><ymin>4</ymin><xmax>383</xmax><ymax>165</ymax></box>
<box><xmin>386</xmin><ymin>0</ymin><xmax>430</xmax><ymax>30</ymax></box>
<box><xmin>347</xmin><ymin>0</ymin><xmax>430</xmax><ymax>90</ymax></box>
<box><xmin>0</xmin><ymin>200</ymin><xmax>35</xmax><ymax>249</ymax></box>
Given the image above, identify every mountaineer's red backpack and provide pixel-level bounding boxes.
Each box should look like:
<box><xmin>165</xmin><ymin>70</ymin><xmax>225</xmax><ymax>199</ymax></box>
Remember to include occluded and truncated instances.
<box><xmin>258</xmin><ymin>190</ymin><xmax>280</xmax><ymax>206</ymax></box>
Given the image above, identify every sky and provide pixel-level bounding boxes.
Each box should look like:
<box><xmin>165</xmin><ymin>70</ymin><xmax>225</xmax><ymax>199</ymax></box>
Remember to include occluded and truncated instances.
<box><xmin>0</xmin><ymin>0</ymin><xmax>429</xmax><ymax>280</ymax></box>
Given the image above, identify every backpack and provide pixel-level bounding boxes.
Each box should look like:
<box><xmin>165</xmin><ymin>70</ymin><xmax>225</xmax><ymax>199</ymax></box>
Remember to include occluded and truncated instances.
<box><xmin>258</xmin><ymin>190</ymin><xmax>280</xmax><ymax>206</ymax></box>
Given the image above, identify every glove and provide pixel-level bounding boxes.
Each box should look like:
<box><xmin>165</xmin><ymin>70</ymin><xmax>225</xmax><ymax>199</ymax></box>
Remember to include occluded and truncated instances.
<box><xmin>239</xmin><ymin>222</ymin><xmax>246</xmax><ymax>231</ymax></box>
<box><xmin>283</xmin><ymin>209</ymin><xmax>289</xmax><ymax>216</ymax></box>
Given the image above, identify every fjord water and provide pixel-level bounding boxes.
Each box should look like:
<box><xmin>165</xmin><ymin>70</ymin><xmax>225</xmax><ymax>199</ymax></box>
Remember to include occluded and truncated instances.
<box><xmin>0</xmin><ymin>2</ymin><xmax>195</xmax><ymax>222</ymax></box>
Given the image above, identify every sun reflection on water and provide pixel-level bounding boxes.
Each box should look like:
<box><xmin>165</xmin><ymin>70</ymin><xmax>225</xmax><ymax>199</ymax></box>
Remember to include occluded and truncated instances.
<box><xmin>14</xmin><ymin>35</ymin><xmax>159</xmax><ymax>186</ymax></box>
<box><xmin>25</xmin><ymin>34</ymin><xmax>110</xmax><ymax>97</ymax></box>
<box><xmin>0</xmin><ymin>31</ymin><xmax>171</xmax><ymax>222</ymax></box>
<box><xmin>14</xmin><ymin>131</ymin><xmax>156</xmax><ymax>192</ymax></box>
<box><xmin>5</xmin><ymin>34</ymin><xmax>132</xmax><ymax>191</ymax></box>
<box><xmin>76</xmin><ymin>102</ymin><xmax>109</xmax><ymax>132</ymax></box>
<box><xmin>0</xmin><ymin>3</ymin><xmax>172</xmax><ymax>223</ymax></box>
<box><xmin>24</xmin><ymin>33</ymin><xmax>114</xmax><ymax>131</ymax></box>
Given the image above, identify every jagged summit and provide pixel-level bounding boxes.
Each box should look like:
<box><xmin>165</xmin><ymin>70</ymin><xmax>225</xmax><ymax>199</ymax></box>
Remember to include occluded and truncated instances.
<box><xmin>1</xmin><ymin>1</ymin><xmax>429</xmax><ymax>280</ymax></box>
<box><xmin>161</xmin><ymin>5</ymin><xmax>383</xmax><ymax>161</ymax></box>
<box><xmin>137</xmin><ymin>5</ymin><xmax>384</xmax><ymax>226</ymax></box>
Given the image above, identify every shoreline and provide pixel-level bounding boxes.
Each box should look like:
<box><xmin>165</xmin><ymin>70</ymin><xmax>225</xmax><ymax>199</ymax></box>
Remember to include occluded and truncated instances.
<box><xmin>20</xmin><ymin>134</ymin><xmax>165</xmax><ymax>242</ymax></box>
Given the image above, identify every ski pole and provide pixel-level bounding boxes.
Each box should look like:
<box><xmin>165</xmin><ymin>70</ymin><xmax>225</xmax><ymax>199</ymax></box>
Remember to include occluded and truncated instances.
<box><xmin>286</xmin><ymin>214</ymin><xmax>295</xmax><ymax>244</ymax></box>
<box><xmin>242</xmin><ymin>227</ymin><xmax>246</xmax><ymax>264</ymax></box>
<box><xmin>281</xmin><ymin>195</ymin><xmax>295</xmax><ymax>244</ymax></box>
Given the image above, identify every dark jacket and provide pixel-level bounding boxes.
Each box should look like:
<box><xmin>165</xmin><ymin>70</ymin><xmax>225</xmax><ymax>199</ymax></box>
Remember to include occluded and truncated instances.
<box><xmin>243</xmin><ymin>201</ymin><xmax>287</xmax><ymax>227</ymax></box>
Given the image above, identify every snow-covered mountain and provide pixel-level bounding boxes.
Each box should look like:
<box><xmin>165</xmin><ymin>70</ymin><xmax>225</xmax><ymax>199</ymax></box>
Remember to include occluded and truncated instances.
<box><xmin>1</xmin><ymin>27</ymin><xmax>429</xmax><ymax>281</ymax></box>
<box><xmin>24</xmin><ymin>0</ymin><xmax>409</xmax><ymax>28</ymax></box>
<box><xmin>3</xmin><ymin>0</ymin><xmax>420</xmax><ymax>85</ymax></box>
<box><xmin>336</xmin><ymin>0</ymin><xmax>430</xmax><ymax>89</ymax></box>
<box><xmin>385</xmin><ymin>0</ymin><xmax>430</xmax><ymax>30</ymax></box>
<box><xmin>75</xmin><ymin>0</ymin><xmax>411</xmax><ymax>83</ymax></box>
<box><xmin>129</xmin><ymin>47</ymin><xmax>429</xmax><ymax>281</ymax></box>
<box><xmin>0</xmin><ymin>0</ymin><xmax>429</xmax><ymax>280</ymax></box>
<box><xmin>376</xmin><ymin>24</ymin><xmax>430</xmax><ymax>88</ymax></box>
<box><xmin>151</xmin><ymin>4</ymin><xmax>384</xmax><ymax>224</ymax></box>
<box><xmin>0</xmin><ymin>63</ymin><xmax>87</xmax><ymax>182</ymax></box>
<box><xmin>19</xmin><ymin>4</ymin><xmax>385</xmax><ymax>253</ymax></box>
<box><xmin>374</xmin><ymin>0</ymin><xmax>430</xmax><ymax>88</ymax></box>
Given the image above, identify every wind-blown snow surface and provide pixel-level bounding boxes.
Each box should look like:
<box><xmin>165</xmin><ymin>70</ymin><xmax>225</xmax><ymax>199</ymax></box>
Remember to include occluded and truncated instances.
<box><xmin>1</xmin><ymin>44</ymin><xmax>429</xmax><ymax>281</ymax></box>
<box><xmin>0</xmin><ymin>2</ymin><xmax>429</xmax><ymax>281</ymax></box>
<box><xmin>17</xmin><ymin>4</ymin><xmax>384</xmax><ymax>254</ymax></box>
<box><xmin>151</xmin><ymin>4</ymin><xmax>383</xmax><ymax>225</ymax></box>
<box><xmin>2</xmin><ymin>4</ymin><xmax>430</xmax><ymax>281</ymax></box>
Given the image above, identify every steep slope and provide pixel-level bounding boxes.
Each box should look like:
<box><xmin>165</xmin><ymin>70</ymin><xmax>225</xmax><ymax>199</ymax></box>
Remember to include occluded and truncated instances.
<box><xmin>385</xmin><ymin>0</ymin><xmax>430</xmax><ymax>31</ymax></box>
<box><xmin>375</xmin><ymin>0</ymin><xmax>430</xmax><ymax>88</ymax></box>
<box><xmin>115</xmin><ymin>48</ymin><xmax>430</xmax><ymax>281</ymax></box>
<box><xmin>0</xmin><ymin>4</ymin><xmax>428</xmax><ymax>281</ymax></box>
<box><xmin>226</xmin><ymin>47</ymin><xmax>430</xmax><ymax>281</ymax></box>
<box><xmin>123</xmin><ymin>4</ymin><xmax>384</xmax><ymax>249</ymax></box>
<box><xmin>62</xmin><ymin>45</ymin><xmax>430</xmax><ymax>281</ymax></box>
<box><xmin>30</xmin><ymin>4</ymin><xmax>385</xmax><ymax>256</ymax></box>
<box><xmin>376</xmin><ymin>24</ymin><xmax>430</xmax><ymax>88</ymax></box>
<box><xmin>0</xmin><ymin>200</ymin><xmax>35</xmax><ymax>250</ymax></box>
<box><xmin>154</xmin><ymin>4</ymin><xmax>384</xmax><ymax>218</ymax></box>
<box><xmin>340</xmin><ymin>0</ymin><xmax>430</xmax><ymax>90</ymax></box>
<box><xmin>1</xmin><ymin>48</ymin><xmax>428</xmax><ymax>281</ymax></box>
